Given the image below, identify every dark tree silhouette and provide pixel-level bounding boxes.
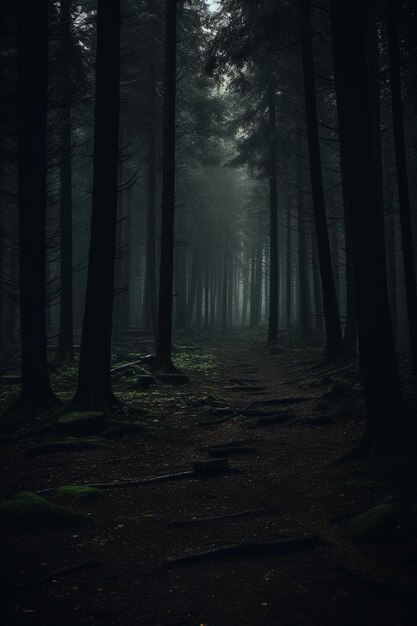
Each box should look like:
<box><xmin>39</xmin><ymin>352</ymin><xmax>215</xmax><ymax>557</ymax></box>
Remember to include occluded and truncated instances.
<box><xmin>74</xmin><ymin>0</ymin><xmax>121</xmax><ymax>408</ymax></box>
<box><xmin>299</xmin><ymin>0</ymin><xmax>345</xmax><ymax>363</ymax></box>
<box><xmin>17</xmin><ymin>0</ymin><xmax>55</xmax><ymax>407</ymax></box>
<box><xmin>56</xmin><ymin>0</ymin><xmax>74</xmax><ymax>364</ymax></box>
<box><xmin>267</xmin><ymin>80</ymin><xmax>279</xmax><ymax>346</ymax></box>
<box><xmin>154</xmin><ymin>0</ymin><xmax>179</xmax><ymax>373</ymax></box>
<box><xmin>330</xmin><ymin>0</ymin><xmax>413</xmax><ymax>455</ymax></box>
<box><xmin>387</xmin><ymin>0</ymin><xmax>417</xmax><ymax>374</ymax></box>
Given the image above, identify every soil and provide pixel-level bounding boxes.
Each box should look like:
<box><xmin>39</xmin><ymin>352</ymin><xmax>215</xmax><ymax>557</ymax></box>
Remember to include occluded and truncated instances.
<box><xmin>1</xmin><ymin>331</ymin><xmax>417</xmax><ymax>626</ymax></box>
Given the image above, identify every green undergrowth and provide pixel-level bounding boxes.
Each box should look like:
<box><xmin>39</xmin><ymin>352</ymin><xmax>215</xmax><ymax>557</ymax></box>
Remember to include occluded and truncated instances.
<box><xmin>0</xmin><ymin>491</ymin><xmax>92</xmax><ymax>529</ymax></box>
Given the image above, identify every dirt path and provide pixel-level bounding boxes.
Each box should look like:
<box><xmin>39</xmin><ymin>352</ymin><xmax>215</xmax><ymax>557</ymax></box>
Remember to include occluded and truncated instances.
<box><xmin>1</xmin><ymin>333</ymin><xmax>416</xmax><ymax>626</ymax></box>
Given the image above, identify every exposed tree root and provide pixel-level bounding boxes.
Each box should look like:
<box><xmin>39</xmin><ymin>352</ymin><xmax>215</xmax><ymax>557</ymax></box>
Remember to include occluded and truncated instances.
<box><xmin>166</xmin><ymin>535</ymin><xmax>318</xmax><ymax>566</ymax></box>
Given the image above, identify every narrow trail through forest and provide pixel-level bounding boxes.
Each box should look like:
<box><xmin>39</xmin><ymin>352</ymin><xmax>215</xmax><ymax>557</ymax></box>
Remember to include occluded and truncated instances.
<box><xmin>1</xmin><ymin>334</ymin><xmax>416</xmax><ymax>626</ymax></box>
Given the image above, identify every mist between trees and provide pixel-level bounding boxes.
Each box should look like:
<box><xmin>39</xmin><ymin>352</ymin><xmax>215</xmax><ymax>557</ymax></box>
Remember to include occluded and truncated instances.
<box><xmin>0</xmin><ymin>0</ymin><xmax>417</xmax><ymax>457</ymax></box>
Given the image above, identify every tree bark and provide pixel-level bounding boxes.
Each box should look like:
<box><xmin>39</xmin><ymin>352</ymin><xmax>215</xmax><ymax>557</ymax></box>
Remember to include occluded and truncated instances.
<box><xmin>330</xmin><ymin>0</ymin><xmax>412</xmax><ymax>454</ymax></box>
<box><xmin>296</xmin><ymin>159</ymin><xmax>311</xmax><ymax>338</ymax></box>
<box><xmin>300</xmin><ymin>0</ymin><xmax>344</xmax><ymax>362</ymax></box>
<box><xmin>17</xmin><ymin>0</ymin><xmax>55</xmax><ymax>407</ymax></box>
<box><xmin>154</xmin><ymin>0</ymin><xmax>179</xmax><ymax>372</ymax></box>
<box><xmin>75</xmin><ymin>0</ymin><xmax>121</xmax><ymax>407</ymax></box>
<box><xmin>387</xmin><ymin>0</ymin><xmax>417</xmax><ymax>373</ymax></box>
<box><xmin>144</xmin><ymin>7</ymin><xmax>158</xmax><ymax>335</ymax></box>
<box><xmin>267</xmin><ymin>82</ymin><xmax>279</xmax><ymax>345</ymax></box>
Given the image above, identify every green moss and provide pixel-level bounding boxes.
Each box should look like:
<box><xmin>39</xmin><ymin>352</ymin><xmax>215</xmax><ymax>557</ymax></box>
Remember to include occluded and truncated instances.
<box><xmin>347</xmin><ymin>503</ymin><xmax>396</xmax><ymax>543</ymax></box>
<box><xmin>0</xmin><ymin>491</ymin><xmax>91</xmax><ymax>529</ymax></box>
<box><xmin>58</xmin><ymin>411</ymin><xmax>104</xmax><ymax>424</ymax></box>
<box><xmin>55</xmin><ymin>485</ymin><xmax>102</xmax><ymax>499</ymax></box>
<box><xmin>56</xmin><ymin>412</ymin><xmax>107</xmax><ymax>436</ymax></box>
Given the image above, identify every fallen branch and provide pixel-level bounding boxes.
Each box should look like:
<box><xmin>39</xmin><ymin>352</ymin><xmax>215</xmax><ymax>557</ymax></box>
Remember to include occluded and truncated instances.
<box><xmin>166</xmin><ymin>535</ymin><xmax>318</xmax><ymax>565</ymax></box>
<box><xmin>168</xmin><ymin>506</ymin><xmax>276</xmax><ymax>527</ymax></box>
<box><xmin>37</xmin><ymin>462</ymin><xmax>238</xmax><ymax>494</ymax></box>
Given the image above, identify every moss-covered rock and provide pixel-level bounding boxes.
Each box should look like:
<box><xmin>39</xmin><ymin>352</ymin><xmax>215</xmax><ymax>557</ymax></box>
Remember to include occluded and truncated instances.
<box><xmin>56</xmin><ymin>411</ymin><xmax>107</xmax><ymax>436</ymax></box>
<box><xmin>0</xmin><ymin>491</ymin><xmax>91</xmax><ymax>529</ymax></box>
<box><xmin>55</xmin><ymin>485</ymin><xmax>102</xmax><ymax>499</ymax></box>
<box><xmin>347</xmin><ymin>503</ymin><xmax>396</xmax><ymax>543</ymax></box>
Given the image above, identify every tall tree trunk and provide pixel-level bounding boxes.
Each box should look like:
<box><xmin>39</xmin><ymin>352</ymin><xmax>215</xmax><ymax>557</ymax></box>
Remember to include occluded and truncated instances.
<box><xmin>241</xmin><ymin>253</ymin><xmax>249</xmax><ymax>326</ymax></box>
<box><xmin>144</xmin><ymin>9</ymin><xmax>158</xmax><ymax>335</ymax></box>
<box><xmin>75</xmin><ymin>0</ymin><xmax>120</xmax><ymax>407</ymax></box>
<box><xmin>311</xmin><ymin>229</ymin><xmax>323</xmax><ymax>337</ymax></box>
<box><xmin>386</xmin><ymin>180</ymin><xmax>398</xmax><ymax>345</ymax></box>
<box><xmin>222</xmin><ymin>238</ymin><xmax>228</xmax><ymax>332</ymax></box>
<box><xmin>155</xmin><ymin>0</ymin><xmax>178</xmax><ymax>372</ymax></box>
<box><xmin>297</xmin><ymin>161</ymin><xmax>311</xmax><ymax>338</ymax></box>
<box><xmin>286</xmin><ymin>206</ymin><xmax>292</xmax><ymax>329</ymax></box>
<box><xmin>341</xmin><ymin>152</ymin><xmax>358</xmax><ymax>357</ymax></box>
<box><xmin>300</xmin><ymin>0</ymin><xmax>345</xmax><ymax>362</ymax></box>
<box><xmin>330</xmin><ymin>0</ymin><xmax>411</xmax><ymax>454</ymax></box>
<box><xmin>267</xmin><ymin>82</ymin><xmax>279</xmax><ymax>346</ymax></box>
<box><xmin>204</xmin><ymin>257</ymin><xmax>209</xmax><ymax>329</ymax></box>
<box><xmin>18</xmin><ymin>0</ymin><xmax>55</xmax><ymax>407</ymax></box>
<box><xmin>56</xmin><ymin>0</ymin><xmax>74</xmax><ymax>364</ymax></box>
<box><xmin>387</xmin><ymin>0</ymin><xmax>417</xmax><ymax>373</ymax></box>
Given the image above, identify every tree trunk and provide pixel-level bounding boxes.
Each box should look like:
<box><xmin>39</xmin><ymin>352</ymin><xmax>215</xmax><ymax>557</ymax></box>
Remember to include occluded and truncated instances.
<box><xmin>18</xmin><ymin>0</ymin><xmax>55</xmax><ymax>407</ymax></box>
<box><xmin>387</xmin><ymin>0</ymin><xmax>417</xmax><ymax>373</ymax></box>
<box><xmin>297</xmin><ymin>160</ymin><xmax>311</xmax><ymax>338</ymax></box>
<box><xmin>154</xmin><ymin>0</ymin><xmax>178</xmax><ymax>372</ymax></box>
<box><xmin>341</xmin><ymin>152</ymin><xmax>358</xmax><ymax>357</ymax></box>
<box><xmin>286</xmin><ymin>206</ymin><xmax>292</xmax><ymax>329</ymax></box>
<box><xmin>300</xmin><ymin>0</ymin><xmax>345</xmax><ymax>362</ymax></box>
<box><xmin>330</xmin><ymin>0</ymin><xmax>412</xmax><ymax>454</ymax></box>
<box><xmin>144</xmin><ymin>9</ymin><xmax>158</xmax><ymax>335</ymax></box>
<box><xmin>55</xmin><ymin>0</ymin><xmax>74</xmax><ymax>364</ymax></box>
<box><xmin>267</xmin><ymin>82</ymin><xmax>279</xmax><ymax>345</ymax></box>
<box><xmin>75</xmin><ymin>0</ymin><xmax>120</xmax><ymax>407</ymax></box>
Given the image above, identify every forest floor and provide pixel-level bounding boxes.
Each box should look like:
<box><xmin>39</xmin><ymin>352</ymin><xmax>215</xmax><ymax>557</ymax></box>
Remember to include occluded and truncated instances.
<box><xmin>1</xmin><ymin>330</ymin><xmax>417</xmax><ymax>626</ymax></box>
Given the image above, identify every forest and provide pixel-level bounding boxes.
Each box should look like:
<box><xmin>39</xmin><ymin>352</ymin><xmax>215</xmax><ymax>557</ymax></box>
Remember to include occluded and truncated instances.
<box><xmin>1</xmin><ymin>0</ymin><xmax>417</xmax><ymax>624</ymax></box>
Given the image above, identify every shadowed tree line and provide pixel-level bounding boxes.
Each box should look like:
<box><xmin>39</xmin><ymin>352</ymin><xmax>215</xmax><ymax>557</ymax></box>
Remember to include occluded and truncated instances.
<box><xmin>0</xmin><ymin>0</ymin><xmax>416</xmax><ymax>457</ymax></box>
